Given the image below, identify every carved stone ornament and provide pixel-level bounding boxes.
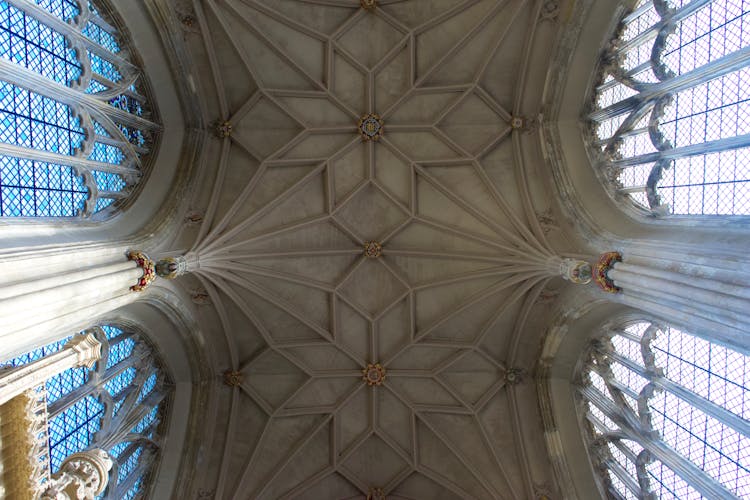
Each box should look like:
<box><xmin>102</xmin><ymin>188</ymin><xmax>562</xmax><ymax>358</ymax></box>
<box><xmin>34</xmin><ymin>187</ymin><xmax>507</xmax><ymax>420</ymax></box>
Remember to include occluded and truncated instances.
<box><xmin>156</xmin><ymin>256</ymin><xmax>188</xmax><ymax>280</ymax></box>
<box><xmin>359</xmin><ymin>113</ymin><xmax>384</xmax><ymax>141</ymax></box>
<box><xmin>64</xmin><ymin>333</ymin><xmax>103</xmax><ymax>370</ymax></box>
<box><xmin>361</xmin><ymin>0</ymin><xmax>377</xmax><ymax>11</ymax></box>
<box><xmin>41</xmin><ymin>448</ymin><xmax>113</xmax><ymax>500</ymax></box>
<box><xmin>510</xmin><ymin>115</ymin><xmax>525</xmax><ymax>130</ymax></box>
<box><xmin>593</xmin><ymin>251</ymin><xmax>623</xmax><ymax>293</ymax></box>
<box><xmin>363</xmin><ymin>241</ymin><xmax>383</xmax><ymax>259</ymax></box>
<box><xmin>127</xmin><ymin>250</ymin><xmax>156</xmax><ymax>292</ymax></box>
<box><xmin>184</xmin><ymin>210</ymin><xmax>204</xmax><ymax>226</ymax></box>
<box><xmin>363</xmin><ymin>363</ymin><xmax>386</xmax><ymax>386</ymax></box>
<box><xmin>223</xmin><ymin>370</ymin><xmax>244</xmax><ymax>387</ymax></box>
<box><xmin>559</xmin><ymin>258</ymin><xmax>593</xmax><ymax>285</ymax></box>
<box><xmin>216</xmin><ymin>120</ymin><xmax>233</xmax><ymax>138</ymax></box>
<box><xmin>367</xmin><ymin>486</ymin><xmax>386</xmax><ymax>500</ymax></box>
<box><xmin>191</xmin><ymin>288</ymin><xmax>211</xmax><ymax>305</ymax></box>
<box><xmin>504</xmin><ymin>367</ymin><xmax>524</xmax><ymax>385</ymax></box>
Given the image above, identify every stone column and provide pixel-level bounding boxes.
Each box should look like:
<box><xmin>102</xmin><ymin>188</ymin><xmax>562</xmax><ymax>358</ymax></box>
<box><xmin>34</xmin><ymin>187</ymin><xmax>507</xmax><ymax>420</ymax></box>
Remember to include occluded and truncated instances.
<box><xmin>0</xmin><ymin>249</ymin><xmax>156</xmax><ymax>361</ymax></box>
<box><xmin>0</xmin><ymin>332</ymin><xmax>101</xmax><ymax>406</ymax></box>
<box><xmin>592</xmin><ymin>248</ymin><xmax>750</xmax><ymax>353</ymax></box>
<box><xmin>40</xmin><ymin>449</ymin><xmax>113</xmax><ymax>500</ymax></box>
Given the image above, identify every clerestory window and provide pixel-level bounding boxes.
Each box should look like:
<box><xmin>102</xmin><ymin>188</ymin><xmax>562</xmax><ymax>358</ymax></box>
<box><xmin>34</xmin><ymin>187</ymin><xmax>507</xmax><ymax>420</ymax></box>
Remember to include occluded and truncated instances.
<box><xmin>577</xmin><ymin>318</ymin><xmax>749</xmax><ymax>499</ymax></box>
<box><xmin>4</xmin><ymin>324</ymin><xmax>170</xmax><ymax>499</ymax></box>
<box><xmin>0</xmin><ymin>0</ymin><xmax>158</xmax><ymax>218</ymax></box>
<box><xmin>587</xmin><ymin>0</ymin><xmax>750</xmax><ymax>217</ymax></box>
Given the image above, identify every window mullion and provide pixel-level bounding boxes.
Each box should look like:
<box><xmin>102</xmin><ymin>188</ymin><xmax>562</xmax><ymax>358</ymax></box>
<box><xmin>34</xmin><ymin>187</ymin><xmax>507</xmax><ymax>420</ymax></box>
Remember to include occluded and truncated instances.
<box><xmin>607</xmin><ymin>458</ymin><xmax>644</xmax><ymax>498</ymax></box>
<box><xmin>610</xmin><ymin>131</ymin><xmax>750</xmax><ymax>168</ymax></box>
<box><xmin>606</xmin><ymin>350</ymin><xmax>750</xmax><ymax>438</ymax></box>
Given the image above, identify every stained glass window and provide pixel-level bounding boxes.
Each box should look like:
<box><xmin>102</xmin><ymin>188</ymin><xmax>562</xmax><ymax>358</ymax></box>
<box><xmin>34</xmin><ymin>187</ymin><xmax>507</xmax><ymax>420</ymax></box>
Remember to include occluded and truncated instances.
<box><xmin>587</xmin><ymin>0</ymin><xmax>750</xmax><ymax>216</ymax></box>
<box><xmin>578</xmin><ymin>319</ymin><xmax>750</xmax><ymax>499</ymax></box>
<box><xmin>4</xmin><ymin>324</ymin><xmax>171</xmax><ymax>499</ymax></box>
<box><xmin>0</xmin><ymin>0</ymin><xmax>158</xmax><ymax>218</ymax></box>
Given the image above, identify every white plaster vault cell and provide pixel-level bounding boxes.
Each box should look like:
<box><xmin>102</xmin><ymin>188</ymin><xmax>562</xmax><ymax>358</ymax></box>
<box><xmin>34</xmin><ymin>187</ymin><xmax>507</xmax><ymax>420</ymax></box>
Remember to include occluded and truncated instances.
<box><xmin>183</xmin><ymin>0</ymin><xmax>557</xmax><ymax>498</ymax></box>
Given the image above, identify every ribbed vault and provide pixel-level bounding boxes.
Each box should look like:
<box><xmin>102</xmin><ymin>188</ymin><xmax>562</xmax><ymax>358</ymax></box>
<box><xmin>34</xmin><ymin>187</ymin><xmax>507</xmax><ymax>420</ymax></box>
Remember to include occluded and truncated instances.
<box><xmin>172</xmin><ymin>0</ymin><xmax>570</xmax><ymax>498</ymax></box>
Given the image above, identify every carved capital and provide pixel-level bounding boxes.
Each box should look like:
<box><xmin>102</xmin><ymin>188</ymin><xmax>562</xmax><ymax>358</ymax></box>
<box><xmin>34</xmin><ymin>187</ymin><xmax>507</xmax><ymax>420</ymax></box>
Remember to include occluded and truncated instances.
<box><xmin>41</xmin><ymin>449</ymin><xmax>113</xmax><ymax>499</ymax></box>
<box><xmin>64</xmin><ymin>333</ymin><xmax>103</xmax><ymax>370</ymax></box>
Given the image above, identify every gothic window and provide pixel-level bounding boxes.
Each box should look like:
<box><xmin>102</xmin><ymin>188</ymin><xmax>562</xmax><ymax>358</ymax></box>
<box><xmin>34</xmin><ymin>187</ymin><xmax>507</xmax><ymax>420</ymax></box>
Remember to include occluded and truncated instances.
<box><xmin>587</xmin><ymin>0</ymin><xmax>750</xmax><ymax>216</ymax></box>
<box><xmin>0</xmin><ymin>0</ymin><xmax>158</xmax><ymax>218</ymax></box>
<box><xmin>577</xmin><ymin>318</ymin><xmax>749</xmax><ymax>499</ymax></box>
<box><xmin>5</xmin><ymin>324</ymin><xmax>170</xmax><ymax>499</ymax></box>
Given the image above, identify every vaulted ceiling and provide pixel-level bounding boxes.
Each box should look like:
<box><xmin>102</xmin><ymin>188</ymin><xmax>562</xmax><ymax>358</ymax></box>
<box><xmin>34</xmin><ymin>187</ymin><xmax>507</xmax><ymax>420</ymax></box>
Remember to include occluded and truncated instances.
<box><xmin>167</xmin><ymin>0</ymin><xmax>580</xmax><ymax>498</ymax></box>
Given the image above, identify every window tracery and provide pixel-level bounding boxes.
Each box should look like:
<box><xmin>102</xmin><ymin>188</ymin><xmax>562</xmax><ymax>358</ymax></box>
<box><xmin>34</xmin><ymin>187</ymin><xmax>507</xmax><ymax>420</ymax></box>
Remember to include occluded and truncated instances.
<box><xmin>0</xmin><ymin>0</ymin><xmax>158</xmax><ymax>218</ymax></box>
<box><xmin>577</xmin><ymin>318</ymin><xmax>749</xmax><ymax>499</ymax></box>
<box><xmin>587</xmin><ymin>0</ymin><xmax>750</xmax><ymax>216</ymax></box>
<box><xmin>4</xmin><ymin>324</ymin><xmax>170</xmax><ymax>499</ymax></box>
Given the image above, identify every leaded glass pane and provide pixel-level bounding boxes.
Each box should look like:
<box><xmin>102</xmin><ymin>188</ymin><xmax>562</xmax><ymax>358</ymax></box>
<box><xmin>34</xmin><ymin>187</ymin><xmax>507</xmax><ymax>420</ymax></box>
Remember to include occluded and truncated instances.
<box><xmin>6</xmin><ymin>324</ymin><xmax>171</xmax><ymax>498</ymax></box>
<box><xmin>0</xmin><ymin>0</ymin><xmax>158</xmax><ymax>218</ymax></box>
<box><xmin>579</xmin><ymin>319</ymin><xmax>750</xmax><ymax>498</ymax></box>
<box><xmin>588</xmin><ymin>0</ymin><xmax>750</xmax><ymax>216</ymax></box>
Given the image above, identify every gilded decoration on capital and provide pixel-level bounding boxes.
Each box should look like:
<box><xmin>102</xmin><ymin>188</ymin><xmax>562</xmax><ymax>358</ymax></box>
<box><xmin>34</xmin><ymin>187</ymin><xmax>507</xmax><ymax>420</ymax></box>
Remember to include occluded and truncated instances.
<box><xmin>127</xmin><ymin>250</ymin><xmax>156</xmax><ymax>292</ymax></box>
<box><xmin>363</xmin><ymin>363</ymin><xmax>386</xmax><ymax>386</ymax></box>
<box><xmin>594</xmin><ymin>251</ymin><xmax>622</xmax><ymax>293</ymax></box>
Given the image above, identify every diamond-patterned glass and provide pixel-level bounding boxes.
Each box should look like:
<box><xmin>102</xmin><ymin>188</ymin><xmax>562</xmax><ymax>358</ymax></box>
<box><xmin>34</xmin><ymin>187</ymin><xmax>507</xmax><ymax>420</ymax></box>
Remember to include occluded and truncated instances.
<box><xmin>582</xmin><ymin>319</ymin><xmax>750</xmax><ymax>498</ymax></box>
<box><xmin>590</xmin><ymin>0</ymin><xmax>750</xmax><ymax>216</ymax></box>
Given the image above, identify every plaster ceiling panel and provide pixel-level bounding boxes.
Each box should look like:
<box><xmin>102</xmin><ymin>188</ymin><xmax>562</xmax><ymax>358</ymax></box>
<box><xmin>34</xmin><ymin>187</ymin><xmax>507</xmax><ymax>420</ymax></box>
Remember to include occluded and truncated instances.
<box><xmin>337</xmin><ymin>386</ymin><xmax>370</xmax><ymax>452</ymax></box>
<box><xmin>379</xmin><ymin>0</ymin><xmax>466</xmax><ymax>30</ymax></box>
<box><xmin>388</xmin><ymin>345</ymin><xmax>460</xmax><ymax>371</ymax></box>
<box><xmin>247</xmin><ymin>254</ymin><xmax>359</xmax><ymax>286</ymax></box>
<box><xmin>278</xmin><ymin>96</ymin><xmax>353</xmax><ymax>128</ymax></box>
<box><xmin>337</xmin><ymin>12</ymin><xmax>406</xmax><ymax>69</ymax></box>
<box><xmin>282</xmin><ymin>133</ymin><xmax>355</xmax><ymax>159</ymax></box>
<box><xmin>331</xmin><ymin>142</ymin><xmax>368</xmax><ymax>203</ymax></box>
<box><xmin>233</xmin><ymin>97</ymin><xmax>303</xmax><ymax>160</ymax></box>
<box><xmin>213</xmin><ymin>285</ymin><xmax>267</xmax><ymax>362</ymax></box>
<box><xmin>416</xmin><ymin>420</ymin><xmax>493</xmax><ymax>499</ymax></box>
<box><xmin>233</xmin><ymin>286</ymin><xmax>328</xmax><ymax>342</ymax></box>
<box><xmin>203</xmin><ymin>6</ymin><xmax>258</xmax><ymax>112</ymax></box>
<box><xmin>438</xmin><ymin>93</ymin><xmax>509</xmax><ymax>154</ymax></box>
<box><xmin>392</xmin><ymin>472</ymin><xmax>464</xmax><ymax>500</ymax></box>
<box><xmin>335</xmin><ymin>298</ymin><xmax>370</xmax><ymax>364</ymax></box>
<box><xmin>228</xmin><ymin>171</ymin><xmax>327</xmax><ymax>239</ymax></box>
<box><xmin>387</xmin><ymin>255</ymin><xmax>498</xmax><ymax>288</ymax></box>
<box><xmin>375</xmin><ymin>298</ymin><xmax>411</xmax><ymax>362</ymax></box>
<box><xmin>338</xmin><ymin>259</ymin><xmax>408</xmax><ymax>318</ymax></box>
<box><xmin>283</xmin><ymin>344</ymin><xmax>361</xmax><ymax>372</ymax></box>
<box><xmin>261</xmin><ymin>425</ymin><xmax>331</xmax><ymax>499</ymax></box>
<box><xmin>477</xmin><ymin>394</ymin><xmax>530</xmax><ymax>496</ymax></box>
<box><xmin>222</xmin><ymin>164</ymin><xmax>320</xmax><ymax>231</ymax></box>
<box><xmin>386</xmin><ymin>220</ymin><xmax>506</xmax><ymax>255</ymax></box>
<box><xmin>334</xmin><ymin>183</ymin><xmax>410</xmax><ymax>240</ymax></box>
<box><xmin>418</xmin><ymin>163</ymin><xmax>518</xmax><ymax>232</ymax></box>
<box><xmin>438</xmin><ymin>350</ymin><xmax>503</xmax><ymax>404</ymax></box>
<box><xmin>377</xmin><ymin>387</ymin><xmax>413</xmax><ymax>458</ymax></box>
<box><xmin>236</xmin><ymin>414</ymin><xmax>328</xmax><ymax>494</ymax></box>
<box><xmin>291</xmin><ymin>472</ymin><xmax>361</xmax><ymax>500</ymax></box>
<box><xmin>478</xmin><ymin>138</ymin><xmax>526</xmax><ymax>215</ymax></box>
<box><xmin>479</xmin><ymin>3</ymin><xmax>535</xmax><ymax>111</ymax></box>
<box><xmin>256</xmin><ymin>0</ymin><xmax>354</xmax><ymax>36</ymax></box>
<box><xmin>212</xmin><ymin>2</ymin><xmax>316</xmax><ymax>90</ymax></box>
<box><xmin>228</xmin><ymin>0</ymin><xmax>326</xmax><ymax>85</ymax></box>
<box><xmin>341</xmin><ymin>434</ymin><xmax>410</xmax><ymax>488</ymax></box>
<box><xmin>387</xmin><ymin>377</ymin><xmax>462</xmax><ymax>407</ymax></box>
<box><xmin>425</xmin><ymin>0</ymin><xmax>526</xmax><ymax>87</ymax></box>
<box><xmin>387</xmin><ymin>90</ymin><xmax>463</xmax><ymax>125</ymax></box>
<box><xmin>223</xmin><ymin>393</ymin><xmax>269</xmax><ymax>491</ymax></box>
<box><xmin>244</xmin><ymin>349</ymin><xmax>308</xmax><ymax>409</ymax></box>
<box><xmin>422</xmin><ymin>412</ymin><xmax>514</xmax><ymax>497</ymax></box>
<box><xmin>284</xmin><ymin>377</ymin><xmax>361</xmax><ymax>410</ymax></box>
<box><xmin>210</xmin><ymin>145</ymin><xmax>261</xmax><ymax>228</ymax></box>
<box><xmin>386</xmin><ymin>131</ymin><xmax>460</xmax><ymax>160</ymax></box>
<box><xmin>332</xmin><ymin>52</ymin><xmax>368</xmax><ymax>112</ymax></box>
<box><xmin>242</xmin><ymin>272</ymin><xmax>330</xmax><ymax>330</ymax></box>
<box><xmin>374</xmin><ymin>47</ymin><xmax>411</xmax><ymax>113</ymax></box>
<box><xmin>373</xmin><ymin>143</ymin><xmax>411</xmax><ymax>204</ymax></box>
<box><xmin>233</xmin><ymin>220</ymin><xmax>355</xmax><ymax>253</ymax></box>
<box><xmin>414</xmin><ymin>0</ymin><xmax>496</xmax><ymax>80</ymax></box>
